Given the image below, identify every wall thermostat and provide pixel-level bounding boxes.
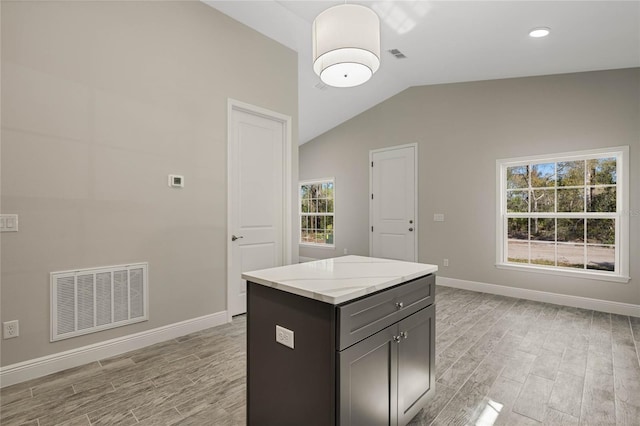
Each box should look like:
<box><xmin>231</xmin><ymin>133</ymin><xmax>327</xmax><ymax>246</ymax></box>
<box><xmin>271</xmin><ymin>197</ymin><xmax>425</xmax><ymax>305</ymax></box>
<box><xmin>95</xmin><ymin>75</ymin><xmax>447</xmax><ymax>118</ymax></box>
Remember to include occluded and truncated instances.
<box><xmin>168</xmin><ymin>174</ymin><xmax>184</xmax><ymax>188</ymax></box>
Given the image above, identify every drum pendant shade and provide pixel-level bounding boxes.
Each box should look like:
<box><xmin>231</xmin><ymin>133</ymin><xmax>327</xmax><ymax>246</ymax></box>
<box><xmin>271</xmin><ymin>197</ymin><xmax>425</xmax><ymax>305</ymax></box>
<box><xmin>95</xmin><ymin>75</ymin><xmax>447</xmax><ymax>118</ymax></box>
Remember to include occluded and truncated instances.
<box><xmin>312</xmin><ymin>4</ymin><xmax>381</xmax><ymax>88</ymax></box>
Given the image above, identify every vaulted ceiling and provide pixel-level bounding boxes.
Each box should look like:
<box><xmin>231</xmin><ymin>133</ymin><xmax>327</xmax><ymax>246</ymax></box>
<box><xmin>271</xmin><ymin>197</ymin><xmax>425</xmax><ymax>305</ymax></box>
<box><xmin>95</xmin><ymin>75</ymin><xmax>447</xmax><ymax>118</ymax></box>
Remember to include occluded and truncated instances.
<box><xmin>206</xmin><ymin>1</ymin><xmax>640</xmax><ymax>144</ymax></box>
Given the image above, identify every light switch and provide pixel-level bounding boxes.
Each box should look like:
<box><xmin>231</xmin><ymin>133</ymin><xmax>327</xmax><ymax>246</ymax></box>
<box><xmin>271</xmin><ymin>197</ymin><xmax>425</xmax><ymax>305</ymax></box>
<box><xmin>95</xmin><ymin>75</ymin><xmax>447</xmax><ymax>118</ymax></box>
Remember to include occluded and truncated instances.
<box><xmin>0</xmin><ymin>214</ymin><xmax>18</xmax><ymax>232</ymax></box>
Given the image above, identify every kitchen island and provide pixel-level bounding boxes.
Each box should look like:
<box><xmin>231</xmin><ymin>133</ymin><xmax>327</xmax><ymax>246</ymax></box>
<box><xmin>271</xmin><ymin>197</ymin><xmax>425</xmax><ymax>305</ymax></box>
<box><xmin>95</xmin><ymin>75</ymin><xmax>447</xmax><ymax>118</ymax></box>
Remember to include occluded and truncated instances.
<box><xmin>242</xmin><ymin>255</ymin><xmax>438</xmax><ymax>426</ymax></box>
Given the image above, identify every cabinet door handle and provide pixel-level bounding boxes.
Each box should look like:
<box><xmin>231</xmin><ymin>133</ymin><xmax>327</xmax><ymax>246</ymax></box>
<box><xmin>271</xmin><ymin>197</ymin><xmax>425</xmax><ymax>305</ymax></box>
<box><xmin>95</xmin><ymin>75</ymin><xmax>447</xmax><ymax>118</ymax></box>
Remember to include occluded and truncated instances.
<box><xmin>400</xmin><ymin>331</ymin><xmax>409</xmax><ymax>340</ymax></box>
<box><xmin>231</xmin><ymin>235</ymin><xmax>244</xmax><ymax>241</ymax></box>
<box><xmin>395</xmin><ymin>302</ymin><xmax>404</xmax><ymax>309</ymax></box>
<box><xmin>393</xmin><ymin>335</ymin><xmax>401</xmax><ymax>344</ymax></box>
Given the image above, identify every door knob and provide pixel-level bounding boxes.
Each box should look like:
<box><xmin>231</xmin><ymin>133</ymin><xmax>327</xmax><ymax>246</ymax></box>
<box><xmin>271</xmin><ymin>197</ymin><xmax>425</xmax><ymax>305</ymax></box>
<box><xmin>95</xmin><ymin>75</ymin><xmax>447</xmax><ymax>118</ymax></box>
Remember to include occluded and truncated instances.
<box><xmin>408</xmin><ymin>227</ymin><xmax>414</xmax><ymax>232</ymax></box>
<box><xmin>231</xmin><ymin>235</ymin><xmax>244</xmax><ymax>241</ymax></box>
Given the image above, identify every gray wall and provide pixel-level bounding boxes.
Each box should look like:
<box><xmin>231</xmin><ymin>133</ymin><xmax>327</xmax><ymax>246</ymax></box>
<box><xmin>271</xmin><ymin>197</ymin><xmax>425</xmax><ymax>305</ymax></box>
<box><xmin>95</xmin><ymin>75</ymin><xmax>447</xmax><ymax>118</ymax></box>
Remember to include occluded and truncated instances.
<box><xmin>1</xmin><ymin>1</ymin><xmax>298</xmax><ymax>366</ymax></box>
<box><xmin>300</xmin><ymin>68</ymin><xmax>639</xmax><ymax>305</ymax></box>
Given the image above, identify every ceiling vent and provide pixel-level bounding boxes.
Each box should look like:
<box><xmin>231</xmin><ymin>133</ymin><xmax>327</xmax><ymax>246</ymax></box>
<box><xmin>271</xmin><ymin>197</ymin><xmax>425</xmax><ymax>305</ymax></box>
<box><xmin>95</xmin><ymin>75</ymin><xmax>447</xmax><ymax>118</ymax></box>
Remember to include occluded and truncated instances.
<box><xmin>388</xmin><ymin>49</ymin><xmax>407</xmax><ymax>59</ymax></box>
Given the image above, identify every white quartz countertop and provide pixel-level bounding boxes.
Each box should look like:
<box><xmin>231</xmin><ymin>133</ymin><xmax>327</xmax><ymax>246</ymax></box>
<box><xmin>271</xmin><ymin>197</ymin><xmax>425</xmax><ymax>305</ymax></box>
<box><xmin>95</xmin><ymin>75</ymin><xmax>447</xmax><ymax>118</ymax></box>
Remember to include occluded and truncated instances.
<box><xmin>242</xmin><ymin>255</ymin><xmax>438</xmax><ymax>305</ymax></box>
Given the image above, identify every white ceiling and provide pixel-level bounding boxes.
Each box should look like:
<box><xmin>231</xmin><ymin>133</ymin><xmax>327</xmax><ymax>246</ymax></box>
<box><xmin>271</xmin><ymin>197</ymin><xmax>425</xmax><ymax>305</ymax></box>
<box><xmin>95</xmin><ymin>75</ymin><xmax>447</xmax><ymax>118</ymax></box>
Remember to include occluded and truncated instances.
<box><xmin>206</xmin><ymin>1</ymin><xmax>640</xmax><ymax>144</ymax></box>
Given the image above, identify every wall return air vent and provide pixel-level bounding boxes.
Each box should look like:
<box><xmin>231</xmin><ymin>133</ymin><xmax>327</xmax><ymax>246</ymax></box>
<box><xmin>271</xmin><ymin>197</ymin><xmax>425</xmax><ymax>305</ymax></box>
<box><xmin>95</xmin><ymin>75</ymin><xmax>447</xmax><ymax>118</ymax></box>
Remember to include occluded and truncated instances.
<box><xmin>50</xmin><ymin>263</ymin><xmax>148</xmax><ymax>341</ymax></box>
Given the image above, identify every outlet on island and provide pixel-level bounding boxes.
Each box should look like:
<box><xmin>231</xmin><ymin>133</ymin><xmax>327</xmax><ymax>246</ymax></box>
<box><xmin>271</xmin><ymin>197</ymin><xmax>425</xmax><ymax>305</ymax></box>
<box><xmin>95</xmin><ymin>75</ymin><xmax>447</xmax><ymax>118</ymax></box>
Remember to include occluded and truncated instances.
<box><xmin>275</xmin><ymin>325</ymin><xmax>294</xmax><ymax>349</ymax></box>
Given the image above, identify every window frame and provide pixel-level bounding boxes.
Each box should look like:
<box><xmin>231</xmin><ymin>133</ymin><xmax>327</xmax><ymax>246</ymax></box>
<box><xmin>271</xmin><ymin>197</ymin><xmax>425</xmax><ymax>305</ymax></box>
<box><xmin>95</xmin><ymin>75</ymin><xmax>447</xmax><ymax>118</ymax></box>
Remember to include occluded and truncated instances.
<box><xmin>299</xmin><ymin>178</ymin><xmax>336</xmax><ymax>249</ymax></box>
<box><xmin>496</xmin><ymin>146</ymin><xmax>630</xmax><ymax>283</ymax></box>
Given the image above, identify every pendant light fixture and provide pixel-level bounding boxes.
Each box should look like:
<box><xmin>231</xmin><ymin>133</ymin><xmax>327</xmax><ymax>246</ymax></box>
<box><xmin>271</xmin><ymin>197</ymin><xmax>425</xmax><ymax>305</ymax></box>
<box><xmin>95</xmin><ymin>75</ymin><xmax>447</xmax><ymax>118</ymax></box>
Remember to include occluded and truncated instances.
<box><xmin>312</xmin><ymin>3</ymin><xmax>380</xmax><ymax>88</ymax></box>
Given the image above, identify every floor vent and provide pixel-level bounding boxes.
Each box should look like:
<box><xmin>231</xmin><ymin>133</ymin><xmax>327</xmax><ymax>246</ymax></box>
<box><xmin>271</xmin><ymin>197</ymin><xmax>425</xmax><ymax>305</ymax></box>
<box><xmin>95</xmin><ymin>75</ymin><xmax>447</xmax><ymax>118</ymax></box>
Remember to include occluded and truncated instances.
<box><xmin>50</xmin><ymin>263</ymin><xmax>148</xmax><ymax>342</ymax></box>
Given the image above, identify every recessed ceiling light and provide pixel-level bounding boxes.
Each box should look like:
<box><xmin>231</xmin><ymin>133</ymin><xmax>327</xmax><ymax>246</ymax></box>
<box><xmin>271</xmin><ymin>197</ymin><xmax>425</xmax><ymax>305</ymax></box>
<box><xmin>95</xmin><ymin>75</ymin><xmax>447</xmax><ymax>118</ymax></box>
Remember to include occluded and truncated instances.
<box><xmin>529</xmin><ymin>27</ymin><xmax>550</xmax><ymax>38</ymax></box>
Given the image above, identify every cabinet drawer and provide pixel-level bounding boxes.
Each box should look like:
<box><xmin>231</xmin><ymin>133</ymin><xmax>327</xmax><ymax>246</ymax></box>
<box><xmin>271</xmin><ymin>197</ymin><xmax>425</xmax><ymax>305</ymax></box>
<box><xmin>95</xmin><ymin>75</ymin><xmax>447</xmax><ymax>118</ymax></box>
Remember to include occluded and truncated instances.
<box><xmin>337</xmin><ymin>274</ymin><xmax>434</xmax><ymax>350</ymax></box>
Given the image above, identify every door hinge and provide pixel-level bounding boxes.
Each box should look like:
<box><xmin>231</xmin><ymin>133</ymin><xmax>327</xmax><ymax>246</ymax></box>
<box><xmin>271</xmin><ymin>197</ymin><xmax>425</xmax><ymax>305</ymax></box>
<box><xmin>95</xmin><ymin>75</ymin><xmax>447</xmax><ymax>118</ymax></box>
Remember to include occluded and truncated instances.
<box><xmin>371</xmin><ymin>194</ymin><xmax>374</xmax><ymax>200</ymax></box>
<box><xmin>371</xmin><ymin>226</ymin><xmax>374</xmax><ymax>232</ymax></box>
<box><xmin>371</xmin><ymin>161</ymin><xmax>373</xmax><ymax>167</ymax></box>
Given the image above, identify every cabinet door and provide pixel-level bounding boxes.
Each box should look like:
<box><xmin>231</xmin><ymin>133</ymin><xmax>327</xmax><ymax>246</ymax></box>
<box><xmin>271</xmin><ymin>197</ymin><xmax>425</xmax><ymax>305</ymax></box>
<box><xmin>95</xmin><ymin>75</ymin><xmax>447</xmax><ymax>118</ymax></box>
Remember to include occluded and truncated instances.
<box><xmin>397</xmin><ymin>304</ymin><xmax>435</xmax><ymax>426</ymax></box>
<box><xmin>338</xmin><ymin>325</ymin><xmax>398</xmax><ymax>426</ymax></box>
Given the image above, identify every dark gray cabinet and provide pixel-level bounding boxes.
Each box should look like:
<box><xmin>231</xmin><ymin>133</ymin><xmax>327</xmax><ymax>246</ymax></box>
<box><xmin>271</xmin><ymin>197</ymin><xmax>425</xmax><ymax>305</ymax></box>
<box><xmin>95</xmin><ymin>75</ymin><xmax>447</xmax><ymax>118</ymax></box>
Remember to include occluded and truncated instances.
<box><xmin>397</xmin><ymin>305</ymin><xmax>436</xmax><ymax>425</ymax></box>
<box><xmin>247</xmin><ymin>273</ymin><xmax>435</xmax><ymax>426</ymax></box>
<box><xmin>339</xmin><ymin>322</ymin><xmax>397</xmax><ymax>426</ymax></box>
<box><xmin>338</xmin><ymin>304</ymin><xmax>435</xmax><ymax>426</ymax></box>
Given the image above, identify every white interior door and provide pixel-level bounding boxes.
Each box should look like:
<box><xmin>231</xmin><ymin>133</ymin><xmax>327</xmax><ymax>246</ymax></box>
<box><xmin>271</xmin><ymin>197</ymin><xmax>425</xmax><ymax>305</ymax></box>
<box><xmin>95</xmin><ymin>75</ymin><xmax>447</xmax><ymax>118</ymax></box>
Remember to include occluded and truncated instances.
<box><xmin>370</xmin><ymin>144</ymin><xmax>417</xmax><ymax>262</ymax></box>
<box><xmin>228</xmin><ymin>101</ymin><xmax>290</xmax><ymax>317</ymax></box>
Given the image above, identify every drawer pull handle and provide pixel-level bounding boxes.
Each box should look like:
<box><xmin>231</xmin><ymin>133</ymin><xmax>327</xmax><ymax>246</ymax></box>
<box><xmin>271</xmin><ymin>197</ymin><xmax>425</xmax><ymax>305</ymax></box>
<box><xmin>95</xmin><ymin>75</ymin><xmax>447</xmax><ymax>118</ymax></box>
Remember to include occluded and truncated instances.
<box><xmin>395</xmin><ymin>302</ymin><xmax>404</xmax><ymax>309</ymax></box>
<box><xmin>393</xmin><ymin>335</ymin><xmax>402</xmax><ymax>344</ymax></box>
<box><xmin>400</xmin><ymin>331</ymin><xmax>409</xmax><ymax>340</ymax></box>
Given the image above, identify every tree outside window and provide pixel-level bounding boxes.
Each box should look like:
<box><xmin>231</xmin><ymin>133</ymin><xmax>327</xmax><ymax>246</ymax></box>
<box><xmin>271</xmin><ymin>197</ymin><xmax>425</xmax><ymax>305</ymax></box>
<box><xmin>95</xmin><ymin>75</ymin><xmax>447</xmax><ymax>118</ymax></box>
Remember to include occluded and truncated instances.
<box><xmin>497</xmin><ymin>147</ymin><xmax>629</xmax><ymax>282</ymax></box>
<box><xmin>300</xmin><ymin>179</ymin><xmax>335</xmax><ymax>247</ymax></box>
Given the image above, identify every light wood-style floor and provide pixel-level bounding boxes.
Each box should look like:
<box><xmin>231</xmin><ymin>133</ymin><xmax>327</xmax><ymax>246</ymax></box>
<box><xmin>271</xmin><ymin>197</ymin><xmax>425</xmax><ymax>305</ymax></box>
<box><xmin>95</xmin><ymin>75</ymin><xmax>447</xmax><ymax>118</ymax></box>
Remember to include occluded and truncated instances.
<box><xmin>1</xmin><ymin>286</ymin><xmax>639</xmax><ymax>425</ymax></box>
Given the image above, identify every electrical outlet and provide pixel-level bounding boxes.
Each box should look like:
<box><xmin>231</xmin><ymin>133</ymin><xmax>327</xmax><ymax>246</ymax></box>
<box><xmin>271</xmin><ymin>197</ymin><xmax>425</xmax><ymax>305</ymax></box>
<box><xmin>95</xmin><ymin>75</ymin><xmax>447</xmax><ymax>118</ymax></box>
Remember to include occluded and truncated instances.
<box><xmin>3</xmin><ymin>320</ymin><xmax>19</xmax><ymax>339</ymax></box>
<box><xmin>343</xmin><ymin>248</ymin><xmax>348</xmax><ymax>255</ymax></box>
<box><xmin>443</xmin><ymin>259</ymin><xmax>449</xmax><ymax>267</ymax></box>
<box><xmin>275</xmin><ymin>325</ymin><xmax>294</xmax><ymax>349</ymax></box>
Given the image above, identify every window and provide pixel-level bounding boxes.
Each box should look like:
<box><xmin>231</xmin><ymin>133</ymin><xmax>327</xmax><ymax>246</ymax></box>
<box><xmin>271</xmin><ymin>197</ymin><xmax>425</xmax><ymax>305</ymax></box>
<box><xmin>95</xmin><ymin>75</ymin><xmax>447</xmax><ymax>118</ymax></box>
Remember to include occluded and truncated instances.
<box><xmin>299</xmin><ymin>179</ymin><xmax>335</xmax><ymax>247</ymax></box>
<box><xmin>496</xmin><ymin>147</ymin><xmax>629</xmax><ymax>282</ymax></box>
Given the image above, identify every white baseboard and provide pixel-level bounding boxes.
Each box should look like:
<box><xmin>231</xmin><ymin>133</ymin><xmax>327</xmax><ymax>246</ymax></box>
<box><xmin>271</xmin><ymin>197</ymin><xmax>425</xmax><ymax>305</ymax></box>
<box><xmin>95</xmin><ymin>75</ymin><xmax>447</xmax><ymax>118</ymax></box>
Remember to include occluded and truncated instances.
<box><xmin>0</xmin><ymin>311</ymin><xmax>228</xmax><ymax>388</ymax></box>
<box><xmin>437</xmin><ymin>277</ymin><xmax>640</xmax><ymax>317</ymax></box>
